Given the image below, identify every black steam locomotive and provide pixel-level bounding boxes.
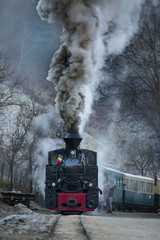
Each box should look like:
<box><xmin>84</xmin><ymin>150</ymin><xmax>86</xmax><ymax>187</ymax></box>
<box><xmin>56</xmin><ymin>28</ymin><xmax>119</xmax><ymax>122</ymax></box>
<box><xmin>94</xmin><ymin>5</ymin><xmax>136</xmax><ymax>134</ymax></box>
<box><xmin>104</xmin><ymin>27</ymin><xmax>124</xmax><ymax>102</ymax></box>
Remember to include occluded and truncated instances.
<box><xmin>45</xmin><ymin>132</ymin><xmax>99</xmax><ymax>213</ymax></box>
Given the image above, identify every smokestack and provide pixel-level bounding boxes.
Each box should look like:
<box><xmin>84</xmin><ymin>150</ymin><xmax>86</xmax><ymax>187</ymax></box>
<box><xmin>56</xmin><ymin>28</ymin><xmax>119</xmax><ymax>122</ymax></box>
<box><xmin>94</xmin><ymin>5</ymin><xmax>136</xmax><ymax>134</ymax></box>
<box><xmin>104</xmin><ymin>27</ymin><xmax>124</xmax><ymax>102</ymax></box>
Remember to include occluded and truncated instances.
<box><xmin>64</xmin><ymin>132</ymin><xmax>82</xmax><ymax>150</ymax></box>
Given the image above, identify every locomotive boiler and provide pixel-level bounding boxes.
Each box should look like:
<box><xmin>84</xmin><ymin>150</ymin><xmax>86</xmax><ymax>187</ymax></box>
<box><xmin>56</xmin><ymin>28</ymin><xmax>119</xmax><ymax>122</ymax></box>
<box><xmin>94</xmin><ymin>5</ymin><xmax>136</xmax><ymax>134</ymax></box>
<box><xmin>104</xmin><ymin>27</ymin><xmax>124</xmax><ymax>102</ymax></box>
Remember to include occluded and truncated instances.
<box><xmin>45</xmin><ymin>132</ymin><xmax>99</xmax><ymax>213</ymax></box>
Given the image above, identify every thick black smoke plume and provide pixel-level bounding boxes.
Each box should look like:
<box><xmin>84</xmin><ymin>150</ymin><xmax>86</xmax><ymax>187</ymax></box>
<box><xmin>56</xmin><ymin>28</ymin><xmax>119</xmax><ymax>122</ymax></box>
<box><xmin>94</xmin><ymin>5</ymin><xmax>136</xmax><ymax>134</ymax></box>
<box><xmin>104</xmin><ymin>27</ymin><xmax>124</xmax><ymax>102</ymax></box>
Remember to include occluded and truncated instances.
<box><xmin>37</xmin><ymin>0</ymin><xmax>145</xmax><ymax>132</ymax></box>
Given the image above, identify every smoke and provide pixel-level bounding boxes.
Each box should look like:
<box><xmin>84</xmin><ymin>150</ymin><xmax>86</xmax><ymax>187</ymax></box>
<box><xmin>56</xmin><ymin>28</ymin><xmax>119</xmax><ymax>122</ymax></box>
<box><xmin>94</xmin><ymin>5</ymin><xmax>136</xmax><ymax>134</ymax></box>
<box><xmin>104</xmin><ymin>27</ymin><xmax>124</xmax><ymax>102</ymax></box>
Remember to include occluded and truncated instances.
<box><xmin>103</xmin><ymin>0</ymin><xmax>146</xmax><ymax>55</ymax></box>
<box><xmin>34</xmin><ymin>137</ymin><xmax>64</xmax><ymax>195</ymax></box>
<box><xmin>97</xmin><ymin>100</ymin><xmax>122</xmax><ymax>188</ymax></box>
<box><xmin>33</xmin><ymin>105</ymin><xmax>65</xmax><ymax>195</ymax></box>
<box><xmin>37</xmin><ymin>0</ymin><xmax>145</xmax><ymax>132</ymax></box>
<box><xmin>152</xmin><ymin>0</ymin><xmax>159</xmax><ymax>7</ymax></box>
<box><xmin>37</xmin><ymin>0</ymin><xmax>104</xmax><ymax>132</ymax></box>
<box><xmin>33</xmin><ymin>105</ymin><xmax>65</xmax><ymax>138</ymax></box>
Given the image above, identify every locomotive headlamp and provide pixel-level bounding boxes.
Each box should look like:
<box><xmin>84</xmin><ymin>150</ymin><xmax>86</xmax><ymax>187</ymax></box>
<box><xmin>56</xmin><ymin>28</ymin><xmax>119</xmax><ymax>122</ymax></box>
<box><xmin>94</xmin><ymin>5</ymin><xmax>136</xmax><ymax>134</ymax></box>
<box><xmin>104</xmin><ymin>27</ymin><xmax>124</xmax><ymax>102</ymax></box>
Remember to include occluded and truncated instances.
<box><xmin>52</xmin><ymin>182</ymin><xmax>56</xmax><ymax>187</ymax></box>
<box><xmin>71</xmin><ymin>150</ymin><xmax>75</xmax><ymax>155</ymax></box>
<box><xmin>89</xmin><ymin>183</ymin><xmax>93</xmax><ymax>187</ymax></box>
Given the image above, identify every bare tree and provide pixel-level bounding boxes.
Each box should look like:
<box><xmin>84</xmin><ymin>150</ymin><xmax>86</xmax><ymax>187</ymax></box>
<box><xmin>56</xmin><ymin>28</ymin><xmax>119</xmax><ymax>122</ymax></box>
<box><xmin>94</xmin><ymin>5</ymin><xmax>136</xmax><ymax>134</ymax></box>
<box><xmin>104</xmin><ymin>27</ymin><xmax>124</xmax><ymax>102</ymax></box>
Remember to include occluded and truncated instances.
<box><xmin>99</xmin><ymin>2</ymin><xmax>160</xmax><ymax>128</ymax></box>
<box><xmin>0</xmin><ymin>106</ymin><xmax>31</xmax><ymax>190</ymax></box>
<box><xmin>0</xmin><ymin>92</ymin><xmax>43</xmax><ymax>191</ymax></box>
<box><xmin>124</xmin><ymin>139</ymin><xmax>153</xmax><ymax>176</ymax></box>
<box><xmin>27</xmin><ymin>134</ymin><xmax>37</xmax><ymax>193</ymax></box>
<box><xmin>98</xmin><ymin>2</ymin><xmax>160</xmax><ymax>178</ymax></box>
<box><xmin>0</xmin><ymin>51</ymin><xmax>13</xmax><ymax>108</ymax></box>
<box><xmin>21</xmin><ymin>130</ymin><xmax>39</xmax><ymax>193</ymax></box>
<box><xmin>0</xmin><ymin>51</ymin><xmax>25</xmax><ymax>110</ymax></box>
<box><xmin>119</xmin><ymin>3</ymin><xmax>160</xmax><ymax>178</ymax></box>
<box><xmin>119</xmin><ymin>2</ymin><xmax>160</xmax><ymax>133</ymax></box>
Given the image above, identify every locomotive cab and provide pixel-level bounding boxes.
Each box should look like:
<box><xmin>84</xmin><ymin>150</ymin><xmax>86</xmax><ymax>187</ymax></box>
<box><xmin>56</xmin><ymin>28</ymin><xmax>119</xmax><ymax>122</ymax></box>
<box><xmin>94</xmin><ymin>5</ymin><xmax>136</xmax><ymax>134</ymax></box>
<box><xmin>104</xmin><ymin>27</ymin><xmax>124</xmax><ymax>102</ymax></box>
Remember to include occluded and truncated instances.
<box><xmin>45</xmin><ymin>132</ymin><xmax>99</xmax><ymax>212</ymax></box>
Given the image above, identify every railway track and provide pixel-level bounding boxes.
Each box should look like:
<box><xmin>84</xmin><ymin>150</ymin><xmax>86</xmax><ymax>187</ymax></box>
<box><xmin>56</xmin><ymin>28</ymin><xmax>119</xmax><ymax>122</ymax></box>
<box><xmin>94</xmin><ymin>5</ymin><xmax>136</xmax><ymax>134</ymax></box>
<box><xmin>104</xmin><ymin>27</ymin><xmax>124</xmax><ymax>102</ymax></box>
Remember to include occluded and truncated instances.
<box><xmin>43</xmin><ymin>214</ymin><xmax>92</xmax><ymax>240</ymax></box>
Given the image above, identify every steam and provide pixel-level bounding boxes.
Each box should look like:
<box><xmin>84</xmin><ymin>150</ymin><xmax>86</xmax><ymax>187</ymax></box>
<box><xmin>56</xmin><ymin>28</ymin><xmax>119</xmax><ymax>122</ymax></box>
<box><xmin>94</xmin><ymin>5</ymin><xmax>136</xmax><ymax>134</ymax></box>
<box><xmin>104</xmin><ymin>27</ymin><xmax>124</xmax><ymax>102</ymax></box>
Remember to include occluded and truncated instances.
<box><xmin>34</xmin><ymin>138</ymin><xmax>64</xmax><ymax>195</ymax></box>
<box><xmin>37</xmin><ymin>0</ymin><xmax>145</xmax><ymax>132</ymax></box>
<box><xmin>33</xmin><ymin>105</ymin><xmax>65</xmax><ymax>138</ymax></box>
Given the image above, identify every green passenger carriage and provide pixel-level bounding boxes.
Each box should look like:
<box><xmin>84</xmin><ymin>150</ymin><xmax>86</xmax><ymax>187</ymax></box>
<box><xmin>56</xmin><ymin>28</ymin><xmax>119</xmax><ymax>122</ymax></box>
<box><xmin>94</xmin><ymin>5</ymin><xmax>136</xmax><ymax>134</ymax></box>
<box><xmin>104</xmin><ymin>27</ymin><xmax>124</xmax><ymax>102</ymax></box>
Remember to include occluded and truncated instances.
<box><xmin>103</xmin><ymin>167</ymin><xmax>159</xmax><ymax>211</ymax></box>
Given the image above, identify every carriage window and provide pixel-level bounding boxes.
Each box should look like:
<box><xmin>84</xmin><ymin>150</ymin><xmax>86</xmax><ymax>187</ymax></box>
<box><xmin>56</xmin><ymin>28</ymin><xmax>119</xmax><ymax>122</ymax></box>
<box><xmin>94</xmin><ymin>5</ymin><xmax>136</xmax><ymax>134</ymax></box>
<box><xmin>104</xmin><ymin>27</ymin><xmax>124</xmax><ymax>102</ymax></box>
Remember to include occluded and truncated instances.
<box><xmin>132</xmin><ymin>180</ymin><xmax>134</xmax><ymax>191</ymax></box>
<box><xmin>131</xmin><ymin>179</ymin><xmax>134</xmax><ymax>191</ymax></box>
<box><xmin>135</xmin><ymin>180</ymin><xmax>138</xmax><ymax>191</ymax></box>
<box><xmin>125</xmin><ymin>178</ymin><xmax>131</xmax><ymax>190</ymax></box>
<box><xmin>126</xmin><ymin>178</ymin><xmax>128</xmax><ymax>190</ymax></box>
<box><xmin>120</xmin><ymin>178</ymin><xmax>123</xmax><ymax>188</ymax></box>
<box><xmin>147</xmin><ymin>183</ymin><xmax>153</xmax><ymax>193</ymax></box>
<box><xmin>138</xmin><ymin>181</ymin><xmax>141</xmax><ymax>192</ymax></box>
<box><xmin>117</xmin><ymin>177</ymin><xmax>120</xmax><ymax>188</ymax></box>
<box><xmin>150</xmin><ymin>183</ymin><xmax>152</xmax><ymax>193</ymax></box>
<box><xmin>141</xmin><ymin>182</ymin><xmax>143</xmax><ymax>192</ymax></box>
<box><xmin>132</xmin><ymin>179</ymin><xmax>136</xmax><ymax>191</ymax></box>
<box><xmin>116</xmin><ymin>177</ymin><xmax>118</xmax><ymax>187</ymax></box>
<box><xmin>120</xmin><ymin>178</ymin><xmax>122</xmax><ymax>188</ymax></box>
<box><xmin>119</xmin><ymin>177</ymin><xmax>121</xmax><ymax>188</ymax></box>
<box><xmin>143</xmin><ymin>182</ymin><xmax>145</xmax><ymax>192</ymax></box>
<box><xmin>128</xmin><ymin>179</ymin><xmax>131</xmax><ymax>190</ymax></box>
<box><xmin>115</xmin><ymin>177</ymin><xmax>117</xmax><ymax>187</ymax></box>
<box><xmin>132</xmin><ymin>180</ymin><xmax>138</xmax><ymax>191</ymax></box>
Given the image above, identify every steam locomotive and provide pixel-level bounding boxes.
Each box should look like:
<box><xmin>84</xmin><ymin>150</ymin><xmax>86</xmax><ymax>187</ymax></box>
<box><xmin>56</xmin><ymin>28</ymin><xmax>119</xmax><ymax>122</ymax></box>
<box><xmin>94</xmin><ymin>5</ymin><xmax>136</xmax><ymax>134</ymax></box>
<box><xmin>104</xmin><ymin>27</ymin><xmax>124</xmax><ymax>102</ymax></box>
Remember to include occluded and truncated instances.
<box><xmin>45</xmin><ymin>132</ymin><xmax>99</xmax><ymax>213</ymax></box>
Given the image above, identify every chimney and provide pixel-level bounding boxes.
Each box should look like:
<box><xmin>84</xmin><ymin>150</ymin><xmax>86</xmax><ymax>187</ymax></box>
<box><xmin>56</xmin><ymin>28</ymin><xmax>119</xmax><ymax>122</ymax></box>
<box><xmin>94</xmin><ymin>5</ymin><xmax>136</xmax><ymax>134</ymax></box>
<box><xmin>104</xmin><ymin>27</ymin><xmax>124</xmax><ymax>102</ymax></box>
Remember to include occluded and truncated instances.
<box><xmin>64</xmin><ymin>132</ymin><xmax>82</xmax><ymax>150</ymax></box>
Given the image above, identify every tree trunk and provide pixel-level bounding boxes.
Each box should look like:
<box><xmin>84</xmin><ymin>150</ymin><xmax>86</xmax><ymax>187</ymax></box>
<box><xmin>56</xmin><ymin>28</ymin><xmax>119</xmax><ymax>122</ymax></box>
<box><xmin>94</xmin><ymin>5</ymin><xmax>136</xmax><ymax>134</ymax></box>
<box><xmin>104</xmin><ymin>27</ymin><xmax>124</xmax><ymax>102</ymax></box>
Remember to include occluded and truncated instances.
<box><xmin>10</xmin><ymin>167</ymin><xmax>14</xmax><ymax>191</ymax></box>
<box><xmin>19</xmin><ymin>171</ymin><xmax>23</xmax><ymax>189</ymax></box>
<box><xmin>29</xmin><ymin>155</ymin><xmax>33</xmax><ymax>193</ymax></box>
<box><xmin>1</xmin><ymin>162</ymin><xmax>4</xmax><ymax>181</ymax></box>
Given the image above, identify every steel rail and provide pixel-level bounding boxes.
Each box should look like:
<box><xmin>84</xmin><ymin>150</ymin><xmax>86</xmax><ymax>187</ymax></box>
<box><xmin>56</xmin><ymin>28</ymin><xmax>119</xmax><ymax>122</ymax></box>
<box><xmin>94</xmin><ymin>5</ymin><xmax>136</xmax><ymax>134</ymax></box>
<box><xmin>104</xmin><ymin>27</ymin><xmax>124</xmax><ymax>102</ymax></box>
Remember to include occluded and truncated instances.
<box><xmin>43</xmin><ymin>214</ymin><xmax>61</xmax><ymax>240</ymax></box>
<box><xmin>80</xmin><ymin>215</ymin><xmax>93</xmax><ymax>240</ymax></box>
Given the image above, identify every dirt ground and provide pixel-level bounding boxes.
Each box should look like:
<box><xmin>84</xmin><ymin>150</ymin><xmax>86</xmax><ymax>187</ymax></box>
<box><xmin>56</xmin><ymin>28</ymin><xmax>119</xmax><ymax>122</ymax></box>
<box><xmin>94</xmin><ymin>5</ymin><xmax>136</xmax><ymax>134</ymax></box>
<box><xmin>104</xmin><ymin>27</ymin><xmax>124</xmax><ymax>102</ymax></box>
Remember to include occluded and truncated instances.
<box><xmin>0</xmin><ymin>199</ymin><xmax>58</xmax><ymax>240</ymax></box>
<box><xmin>83</xmin><ymin>211</ymin><xmax>160</xmax><ymax>240</ymax></box>
<box><xmin>0</xmin><ymin>199</ymin><xmax>160</xmax><ymax>240</ymax></box>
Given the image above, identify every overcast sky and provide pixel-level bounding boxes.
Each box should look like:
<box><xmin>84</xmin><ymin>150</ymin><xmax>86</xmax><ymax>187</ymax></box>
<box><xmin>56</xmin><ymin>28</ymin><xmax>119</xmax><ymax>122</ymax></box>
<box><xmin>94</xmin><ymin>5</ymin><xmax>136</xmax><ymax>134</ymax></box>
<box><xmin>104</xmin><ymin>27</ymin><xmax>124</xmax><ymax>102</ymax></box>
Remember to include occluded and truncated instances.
<box><xmin>0</xmin><ymin>0</ymin><xmax>62</xmax><ymax>83</ymax></box>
